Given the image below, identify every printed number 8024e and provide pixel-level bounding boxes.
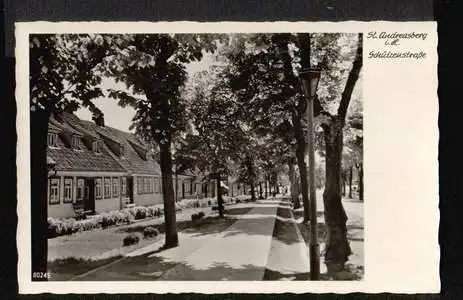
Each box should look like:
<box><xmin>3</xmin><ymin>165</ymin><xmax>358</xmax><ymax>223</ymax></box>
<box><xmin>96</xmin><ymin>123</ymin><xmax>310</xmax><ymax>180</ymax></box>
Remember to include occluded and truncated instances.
<box><xmin>32</xmin><ymin>272</ymin><xmax>50</xmax><ymax>279</ymax></box>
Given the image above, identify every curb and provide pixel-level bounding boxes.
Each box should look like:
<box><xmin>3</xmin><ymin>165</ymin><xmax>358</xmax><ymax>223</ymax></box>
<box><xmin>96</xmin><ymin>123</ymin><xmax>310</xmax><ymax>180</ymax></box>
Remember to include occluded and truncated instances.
<box><xmin>288</xmin><ymin>204</ymin><xmax>310</xmax><ymax>271</ymax></box>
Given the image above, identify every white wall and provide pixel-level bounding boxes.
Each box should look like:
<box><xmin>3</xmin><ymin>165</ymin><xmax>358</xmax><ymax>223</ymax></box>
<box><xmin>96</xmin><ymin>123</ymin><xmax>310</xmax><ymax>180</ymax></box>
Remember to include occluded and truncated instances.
<box><xmin>47</xmin><ymin>172</ymin><xmax>125</xmax><ymax>218</ymax></box>
<box><xmin>133</xmin><ymin>174</ymin><xmax>163</xmax><ymax>207</ymax></box>
<box><xmin>48</xmin><ymin>203</ymin><xmax>75</xmax><ymax>218</ymax></box>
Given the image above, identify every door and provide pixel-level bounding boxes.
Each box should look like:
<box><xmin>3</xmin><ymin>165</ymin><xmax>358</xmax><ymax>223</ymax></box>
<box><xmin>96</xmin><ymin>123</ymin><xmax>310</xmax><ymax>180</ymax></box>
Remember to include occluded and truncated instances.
<box><xmin>126</xmin><ymin>177</ymin><xmax>134</xmax><ymax>204</ymax></box>
<box><xmin>84</xmin><ymin>178</ymin><xmax>95</xmax><ymax>212</ymax></box>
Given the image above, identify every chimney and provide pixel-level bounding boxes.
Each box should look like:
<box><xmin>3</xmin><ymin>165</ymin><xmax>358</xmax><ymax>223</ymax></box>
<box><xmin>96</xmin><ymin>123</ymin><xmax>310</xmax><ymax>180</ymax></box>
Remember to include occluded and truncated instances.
<box><xmin>94</xmin><ymin>114</ymin><xmax>105</xmax><ymax>127</ymax></box>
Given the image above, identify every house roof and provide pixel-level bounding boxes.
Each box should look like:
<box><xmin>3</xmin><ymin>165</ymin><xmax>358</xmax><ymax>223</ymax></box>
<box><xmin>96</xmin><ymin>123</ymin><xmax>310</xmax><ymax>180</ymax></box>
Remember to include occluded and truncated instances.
<box><xmin>50</xmin><ymin>114</ymin><xmax>83</xmax><ymax>136</ymax></box>
<box><xmin>46</xmin><ymin>112</ymin><xmax>159</xmax><ymax>175</ymax></box>
<box><xmin>48</xmin><ymin>122</ymin><xmax>61</xmax><ymax>133</ymax></box>
<box><xmin>61</xmin><ymin>113</ymin><xmax>100</xmax><ymax>139</ymax></box>
<box><xmin>47</xmin><ymin>133</ymin><xmax>126</xmax><ymax>172</ymax></box>
<box><xmin>77</xmin><ymin>116</ymin><xmax>161</xmax><ymax>176</ymax></box>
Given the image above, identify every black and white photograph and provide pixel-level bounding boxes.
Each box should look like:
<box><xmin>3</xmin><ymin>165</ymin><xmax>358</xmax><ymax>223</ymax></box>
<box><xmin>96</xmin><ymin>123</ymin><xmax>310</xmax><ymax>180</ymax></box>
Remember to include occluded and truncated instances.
<box><xmin>28</xmin><ymin>31</ymin><xmax>363</xmax><ymax>282</ymax></box>
<box><xmin>16</xmin><ymin>21</ymin><xmax>438</xmax><ymax>294</ymax></box>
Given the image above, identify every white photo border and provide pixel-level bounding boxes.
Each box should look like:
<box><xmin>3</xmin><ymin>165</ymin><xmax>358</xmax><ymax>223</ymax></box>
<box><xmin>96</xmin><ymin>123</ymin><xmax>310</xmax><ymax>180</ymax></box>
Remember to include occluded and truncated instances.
<box><xmin>16</xmin><ymin>21</ymin><xmax>439</xmax><ymax>294</ymax></box>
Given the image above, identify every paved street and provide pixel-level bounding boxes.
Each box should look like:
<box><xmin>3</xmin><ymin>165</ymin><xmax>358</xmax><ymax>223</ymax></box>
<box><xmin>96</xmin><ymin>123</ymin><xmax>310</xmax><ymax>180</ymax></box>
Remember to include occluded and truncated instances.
<box><xmin>66</xmin><ymin>194</ymin><xmax>363</xmax><ymax>281</ymax></box>
<box><xmin>72</xmin><ymin>198</ymin><xmax>312</xmax><ymax>281</ymax></box>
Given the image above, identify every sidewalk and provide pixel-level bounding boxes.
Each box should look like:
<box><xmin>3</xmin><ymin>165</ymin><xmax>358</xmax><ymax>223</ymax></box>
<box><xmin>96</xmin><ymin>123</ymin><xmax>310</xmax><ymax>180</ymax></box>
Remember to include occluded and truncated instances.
<box><xmin>72</xmin><ymin>199</ymin><xmax>286</xmax><ymax>281</ymax></box>
<box><xmin>264</xmin><ymin>199</ymin><xmax>310</xmax><ymax>280</ymax></box>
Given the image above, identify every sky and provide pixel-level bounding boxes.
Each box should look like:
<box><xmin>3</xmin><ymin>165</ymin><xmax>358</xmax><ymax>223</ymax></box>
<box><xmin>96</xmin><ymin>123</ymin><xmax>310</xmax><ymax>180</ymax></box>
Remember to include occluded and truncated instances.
<box><xmin>75</xmin><ymin>53</ymin><xmax>215</xmax><ymax>132</ymax></box>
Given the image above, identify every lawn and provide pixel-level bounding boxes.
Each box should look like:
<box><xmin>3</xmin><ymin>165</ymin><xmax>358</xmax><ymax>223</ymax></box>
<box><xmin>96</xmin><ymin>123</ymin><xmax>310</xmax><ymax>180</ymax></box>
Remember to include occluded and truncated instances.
<box><xmin>49</xmin><ymin>206</ymin><xmax>215</xmax><ymax>260</ymax></box>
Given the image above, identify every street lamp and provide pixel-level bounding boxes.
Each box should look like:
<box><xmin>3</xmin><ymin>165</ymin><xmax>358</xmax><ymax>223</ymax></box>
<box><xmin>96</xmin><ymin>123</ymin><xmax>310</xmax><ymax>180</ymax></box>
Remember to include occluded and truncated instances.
<box><xmin>299</xmin><ymin>67</ymin><xmax>321</xmax><ymax>280</ymax></box>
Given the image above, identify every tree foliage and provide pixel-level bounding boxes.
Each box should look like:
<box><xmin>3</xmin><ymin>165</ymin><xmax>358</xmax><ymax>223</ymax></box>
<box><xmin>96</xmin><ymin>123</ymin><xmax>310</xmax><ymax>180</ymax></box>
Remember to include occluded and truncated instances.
<box><xmin>30</xmin><ymin>34</ymin><xmax>114</xmax><ymax>118</ymax></box>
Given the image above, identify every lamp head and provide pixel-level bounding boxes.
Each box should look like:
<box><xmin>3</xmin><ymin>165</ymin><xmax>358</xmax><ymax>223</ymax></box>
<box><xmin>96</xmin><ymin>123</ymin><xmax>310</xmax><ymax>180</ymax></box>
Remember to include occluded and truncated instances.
<box><xmin>299</xmin><ymin>68</ymin><xmax>322</xmax><ymax>98</ymax></box>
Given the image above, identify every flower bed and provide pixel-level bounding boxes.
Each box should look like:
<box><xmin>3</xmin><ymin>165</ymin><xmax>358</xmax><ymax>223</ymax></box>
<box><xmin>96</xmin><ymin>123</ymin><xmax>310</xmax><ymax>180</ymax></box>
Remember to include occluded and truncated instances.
<box><xmin>177</xmin><ymin>197</ymin><xmax>218</xmax><ymax>209</ymax></box>
<box><xmin>47</xmin><ymin>195</ymin><xmax>243</xmax><ymax>238</ymax></box>
<box><xmin>48</xmin><ymin>204</ymin><xmax>164</xmax><ymax>238</ymax></box>
<box><xmin>177</xmin><ymin>196</ymin><xmax>243</xmax><ymax>210</ymax></box>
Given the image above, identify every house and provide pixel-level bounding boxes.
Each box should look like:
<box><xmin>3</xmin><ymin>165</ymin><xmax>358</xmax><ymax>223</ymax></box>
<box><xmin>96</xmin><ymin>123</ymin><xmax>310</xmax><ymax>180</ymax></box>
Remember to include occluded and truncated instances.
<box><xmin>46</xmin><ymin>111</ymin><xmax>247</xmax><ymax>219</ymax></box>
<box><xmin>46</xmin><ymin>112</ymin><xmax>164</xmax><ymax>218</ymax></box>
<box><xmin>173</xmin><ymin>169</ymin><xmax>217</xmax><ymax>200</ymax></box>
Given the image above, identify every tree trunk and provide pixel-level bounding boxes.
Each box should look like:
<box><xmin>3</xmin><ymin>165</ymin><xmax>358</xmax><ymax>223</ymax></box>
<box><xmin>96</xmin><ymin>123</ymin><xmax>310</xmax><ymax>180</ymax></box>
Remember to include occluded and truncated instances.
<box><xmin>358</xmin><ymin>163</ymin><xmax>364</xmax><ymax>201</ymax></box>
<box><xmin>250</xmin><ymin>182</ymin><xmax>256</xmax><ymax>201</ymax></box>
<box><xmin>259</xmin><ymin>182</ymin><xmax>263</xmax><ymax>199</ymax></box>
<box><xmin>296</xmin><ymin>148</ymin><xmax>310</xmax><ymax>222</ymax></box>
<box><xmin>289</xmin><ymin>162</ymin><xmax>301</xmax><ymax>209</ymax></box>
<box><xmin>341</xmin><ymin>170</ymin><xmax>346</xmax><ymax>196</ymax></box>
<box><xmin>30</xmin><ymin>109</ymin><xmax>51</xmax><ymax>281</ymax></box>
<box><xmin>159</xmin><ymin>141</ymin><xmax>179</xmax><ymax>249</ymax></box>
<box><xmin>323</xmin><ymin>122</ymin><xmax>351</xmax><ymax>272</ymax></box>
<box><xmin>216</xmin><ymin>174</ymin><xmax>224</xmax><ymax>218</ymax></box>
<box><xmin>292</xmin><ymin>110</ymin><xmax>310</xmax><ymax>222</ymax></box>
<box><xmin>175</xmin><ymin>171</ymin><xmax>178</xmax><ymax>202</ymax></box>
<box><xmin>264</xmin><ymin>179</ymin><xmax>268</xmax><ymax>199</ymax></box>
<box><xmin>348</xmin><ymin>166</ymin><xmax>353</xmax><ymax>199</ymax></box>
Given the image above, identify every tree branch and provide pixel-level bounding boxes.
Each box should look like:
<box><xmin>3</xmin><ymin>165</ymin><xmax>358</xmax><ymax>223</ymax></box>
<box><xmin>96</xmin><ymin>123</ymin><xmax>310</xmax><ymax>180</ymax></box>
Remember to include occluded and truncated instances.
<box><xmin>337</xmin><ymin>33</ymin><xmax>363</xmax><ymax>122</ymax></box>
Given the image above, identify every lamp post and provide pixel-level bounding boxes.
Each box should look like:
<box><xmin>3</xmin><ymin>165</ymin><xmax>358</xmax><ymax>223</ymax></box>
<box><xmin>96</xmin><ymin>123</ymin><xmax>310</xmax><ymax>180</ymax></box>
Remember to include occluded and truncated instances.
<box><xmin>299</xmin><ymin>68</ymin><xmax>321</xmax><ymax>280</ymax></box>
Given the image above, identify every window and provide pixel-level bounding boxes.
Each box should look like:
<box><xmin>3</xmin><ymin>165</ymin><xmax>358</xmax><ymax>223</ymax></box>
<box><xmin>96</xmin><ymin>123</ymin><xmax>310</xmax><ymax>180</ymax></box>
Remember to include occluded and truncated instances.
<box><xmin>137</xmin><ymin>176</ymin><xmax>154</xmax><ymax>194</ymax></box>
<box><xmin>72</xmin><ymin>136</ymin><xmax>81</xmax><ymax>149</ymax></box>
<box><xmin>143</xmin><ymin>177</ymin><xmax>147</xmax><ymax>193</ymax></box>
<box><xmin>120</xmin><ymin>145</ymin><xmax>125</xmax><ymax>157</ymax></box>
<box><xmin>202</xmin><ymin>183</ymin><xmax>208</xmax><ymax>194</ymax></box>
<box><xmin>93</xmin><ymin>141</ymin><xmax>101</xmax><ymax>153</ymax></box>
<box><xmin>76</xmin><ymin>178</ymin><xmax>84</xmax><ymax>201</ymax></box>
<box><xmin>63</xmin><ymin>177</ymin><xmax>73</xmax><ymax>203</ymax></box>
<box><xmin>137</xmin><ymin>177</ymin><xmax>143</xmax><ymax>194</ymax></box>
<box><xmin>95</xmin><ymin>178</ymin><xmax>102</xmax><ymax>199</ymax></box>
<box><xmin>155</xmin><ymin>178</ymin><xmax>161</xmax><ymax>193</ymax></box>
<box><xmin>47</xmin><ymin>133</ymin><xmax>58</xmax><ymax>147</ymax></box>
<box><xmin>121</xmin><ymin>177</ymin><xmax>127</xmax><ymax>197</ymax></box>
<box><xmin>184</xmin><ymin>180</ymin><xmax>191</xmax><ymax>194</ymax></box>
<box><xmin>49</xmin><ymin>177</ymin><xmax>60</xmax><ymax>204</ymax></box>
<box><xmin>112</xmin><ymin>177</ymin><xmax>120</xmax><ymax>197</ymax></box>
<box><xmin>104</xmin><ymin>177</ymin><xmax>111</xmax><ymax>198</ymax></box>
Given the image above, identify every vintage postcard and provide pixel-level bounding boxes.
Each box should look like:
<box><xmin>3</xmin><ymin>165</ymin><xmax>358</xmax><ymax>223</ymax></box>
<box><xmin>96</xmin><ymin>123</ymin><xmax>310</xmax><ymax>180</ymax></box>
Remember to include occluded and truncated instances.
<box><xmin>16</xmin><ymin>21</ymin><xmax>439</xmax><ymax>294</ymax></box>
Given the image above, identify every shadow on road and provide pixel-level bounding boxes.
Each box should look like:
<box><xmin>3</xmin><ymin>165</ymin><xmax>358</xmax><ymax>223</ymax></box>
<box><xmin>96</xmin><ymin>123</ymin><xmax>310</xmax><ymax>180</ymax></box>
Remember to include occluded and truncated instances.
<box><xmin>69</xmin><ymin>246</ymin><xmax>266</xmax><ymax>281</ymax></box>
<box><xmin>293</xmin><ymin>209</ymin><xmax>325</xmax><ymax>220</ymax></box>
<box><xmin>117</xmin><ymin>201</ymin><xmax>302</xmax><ymax>243</ymax></box>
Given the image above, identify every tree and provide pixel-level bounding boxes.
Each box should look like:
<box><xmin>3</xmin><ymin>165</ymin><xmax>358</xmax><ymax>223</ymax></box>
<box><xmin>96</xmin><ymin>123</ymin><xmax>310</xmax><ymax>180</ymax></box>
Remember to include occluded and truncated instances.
<box><xmin>102</xmin><ymin>34</ymin><xmax>221</xmax><ymax>248</ymax></box>
<box><xmin>316</xmin><ymin>34</ymin><xmax>363</xmax><ymax>272</ymax></box>
<box><xmin>237</xmin><ymin>149</ymin><xmax>258</xmax><ymax>201</ymax></box>
<box><xmin>29</xmin><ymin>34</ymin><xmax>111</xmax><ymax>279</ymax></box>
<box><xmin>294</xmin><ymin>32</ymin><xmax>363</xmax><ymax>271</ymax></box>
<box><xmin>184</xmin><ymin>67</ymin><xmax>248</xmax><ymax>217</ymax></box>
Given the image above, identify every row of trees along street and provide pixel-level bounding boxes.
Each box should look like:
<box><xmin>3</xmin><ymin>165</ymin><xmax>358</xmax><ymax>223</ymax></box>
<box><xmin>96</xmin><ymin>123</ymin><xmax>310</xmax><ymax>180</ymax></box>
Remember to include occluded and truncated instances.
<box><xmin>30</xmin><ymin>33</ymin><xmax>362</xmax><ymax>280</ymax></box>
